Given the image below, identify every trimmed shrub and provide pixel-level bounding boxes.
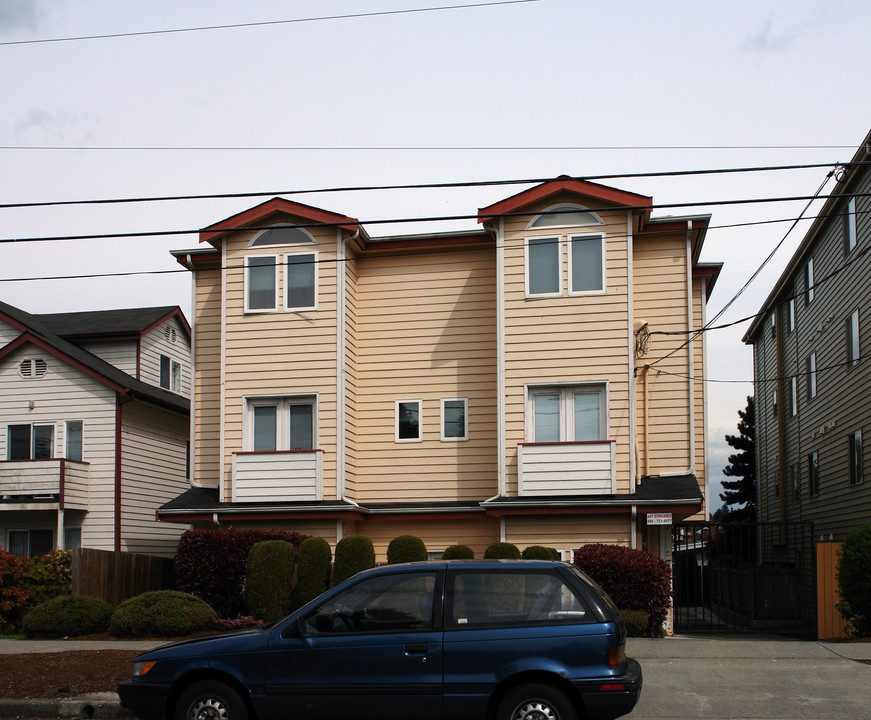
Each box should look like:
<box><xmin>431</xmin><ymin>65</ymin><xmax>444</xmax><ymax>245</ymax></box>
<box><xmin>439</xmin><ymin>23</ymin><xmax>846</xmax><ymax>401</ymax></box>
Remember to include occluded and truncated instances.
<box><xmin>174</xmin><ymin>528</ymin><xmax>306</xmax><ymax>618</ymax></box>
<box><xmin>24</xmin><ymin>550</ymin><xmax>72</xmax><ymax>607</ymax></box>
<box><xmin>0</xmin><ymin>551</ymin><xmax>29</xmax><ymax>633</ymax></box>
<box><xmin>289</xmin><ymin>538</ymin><xmax>332</xmax><ymax>612</ymax></box>
<box><xmin>387</xmin><ymin>535</ymin><xmax>427</xmax><ymax>564</ymax></box>
<box><xmin>521</xmin><ymin>545</ymin><xmax>560</xmax><ymax>561</ymax></box>
<box><xmin>109</xmin><ymin>591</ymin><xmax>217</xmax><ymax>637</ymax></box>
<box><xmin>621</xmin><ymin>610</ymin><xmax>650</xmax><ymax>638</ymax></box>
<box><xmin>442</xmin><ymin>545</ymin><xmax>475</xmax><ymax>560</ymax></box>
<box><xmin>484</xmin><ymin>542</ymin><xmax>521</xmax><ymax>560</ymax></box>
<box><xmin>837</xmin><ymin>522</ymin><xmax>871</xmax><ymax>637</ymax></box>
<box><xmin>332</xmin><ymin>535</ymin><xmax>375</xmax><ymax>586</ymax></box>
<box><xmin>245</xmin><ymin>540</ymin><xmax>295</xmax><ymax>623</ymax></box>
<box><xmin>23</xmin><ymin>595</ymin><xmax>114</xmax><ymax>638</ymax></box>
<box><xmin>573</xmin><ymin>543</ymin><xmax>671</xmax><ymax>637</ymax></box>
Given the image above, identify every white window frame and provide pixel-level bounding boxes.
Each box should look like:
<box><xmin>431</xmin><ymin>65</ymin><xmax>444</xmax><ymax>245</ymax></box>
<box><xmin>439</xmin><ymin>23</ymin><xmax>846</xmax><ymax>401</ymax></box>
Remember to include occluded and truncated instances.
<box><xmin>847</xmin><ymin>309</ymin><xmax>860</xmax><ymax>368</ymax></box>
<box><xmin>805</xmin><ymin>257</ymin><xmax>814</xmax><ymax>305</ymax></box>
<box><xmin>525</xmin><ymin>236</ymin><xmax>563</xmax><ymax>298</ymax></box>
<box><xmin>243</xmin><ymin>395</ymin><xmax>318</xmax><ymax>452</ymax></box>
<box><xmin>525</xmin><ymin>383</ymin><xmax>608</xmax><ymax>443</ymax></box>
<box><xmin>844</xmin><ymin>197</ymin><xmax>857</xmax><ymax>254</ymax></box>
<box><xmin>284</xmin><ymin>251</ymin><xmax>318</xmax><ymax>312</ymax></box>
<box><xmin>807</xmin><ymin>353</ymin><xmax>817</xmax><ymax>399</ymax></box>
<box><xmin>568</xmin><ymin>233</ymin><xmax>606</xmax><ymax>296</ymax></box>
<box><xmin>527</xmin><ymin>203</ymin><xmax>605</xmax><ymax>230</ymax></box>
<box><xmin>790</xmin><ymin>376</ymin><xmax>798</xmax><ymax>417</ymax></box>
<box><xmin>244</xmin><ymin>254</ymin><xmax>279</xmax><ymax>313</ymax></box>
<box><xmin>788</xmin><ymin>298</ymin><xmax>795</xmax><ymax>333</ymax></box>
<box><xmin>248</xmin><ymin>223</ymin><xmax>316</xmax><ymax>249</ymax></box>
<box><xmin>440</xmin><ymin>397</ymin><xmax>469</xmax><ymax>442</ymax></box>
<box><xmin>395</xmin><ymin>399</ymin><xmax>422</xmax><ymax>443</ymax></box>
<box><xmin>159</xmin><ymin>355</ymin><xmax>182</xmax><ymax>393</ymax></box>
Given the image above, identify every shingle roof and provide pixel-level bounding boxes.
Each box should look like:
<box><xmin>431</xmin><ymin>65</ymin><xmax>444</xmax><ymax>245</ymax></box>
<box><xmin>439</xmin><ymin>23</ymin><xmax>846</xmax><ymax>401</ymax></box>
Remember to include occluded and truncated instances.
<box><xmin>0</xmin><ymin>299</ymin><xmax>189</xmax><ymax>414</ymax></box>
<box><xmin>36</xmin><ymin>306</ymin><xmax>187</xmax><ymax>338</ymax></box>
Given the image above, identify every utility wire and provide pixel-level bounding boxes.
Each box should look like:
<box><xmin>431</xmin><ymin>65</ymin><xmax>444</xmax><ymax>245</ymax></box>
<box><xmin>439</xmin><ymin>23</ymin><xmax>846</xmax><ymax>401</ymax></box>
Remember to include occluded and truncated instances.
<box><xmin>1</xmin><ymin>162</ymin><xmax>862</xmax><ymax>211</ymax></box>
<box><xmin>0</xmin><ymin>144</ymin><xmax>857</xmax><ymax>152</ymax></box>
<box><xmin>0</xmin><ymin>1</ymin><xmax>540</xmax><ymax>47</ymax></box>
<box><xmin>3</xmin><ymin>191</ymin><xmax>871</xmax><ymax>245</ymax></box>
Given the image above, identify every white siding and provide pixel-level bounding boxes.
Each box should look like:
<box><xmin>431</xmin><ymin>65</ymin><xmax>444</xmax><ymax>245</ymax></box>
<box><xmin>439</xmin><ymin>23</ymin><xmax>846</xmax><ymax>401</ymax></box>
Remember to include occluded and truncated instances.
<box><xmin>140</xmin><ymin>317</ymin><xmax>192</xmax><ymax>397</ymax></box>
<box><xmin>120</xmin><ymin>400</ymin><xmax>189</xmax><ymax>557</ymax></box>
<box><xmin>0</xmin><ymin>318</ymin><xmax>19</xmax><ymax>347</ymax></box>
<box><xmin>0</xmin><ymin>341</ymin><xmax>118</xmax><ymax>551</ymax></box>
<box><xmin>77</xmin><ymin>339</ymin><xmax>138</xmax><ymax>376</ymax></box>
<box><xmin>232</xmin><ymin>451</ymin><xmax>323</xmax><ymax>502</ymax></box>
<box><xmin>518</xmin><ymin>442</ymin><xmax>616</xmax><ymax>495</ymax></box>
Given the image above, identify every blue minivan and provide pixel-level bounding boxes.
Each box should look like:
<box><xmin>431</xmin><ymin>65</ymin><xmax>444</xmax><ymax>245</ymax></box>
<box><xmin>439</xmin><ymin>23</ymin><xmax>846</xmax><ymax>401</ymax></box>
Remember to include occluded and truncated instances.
<box><xmin>119</xmin><ymin>560</ymin><xmax>642</xmax><ymax>720</ymax></box>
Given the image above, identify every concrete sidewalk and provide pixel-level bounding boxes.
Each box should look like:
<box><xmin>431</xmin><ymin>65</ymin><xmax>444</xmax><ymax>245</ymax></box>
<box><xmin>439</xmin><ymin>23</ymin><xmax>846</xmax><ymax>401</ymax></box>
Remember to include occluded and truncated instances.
<box><xmin>0</xmin><ymin>635</ymin><xmax>869</xmax><ymax>719</ymax></box>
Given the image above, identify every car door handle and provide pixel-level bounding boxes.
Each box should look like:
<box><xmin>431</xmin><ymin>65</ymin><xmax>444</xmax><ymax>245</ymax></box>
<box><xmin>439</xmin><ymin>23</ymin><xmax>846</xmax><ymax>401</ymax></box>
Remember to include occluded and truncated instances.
<box><xmin>405</xmin><ymin>643</ymin><xmax>428</xmax><ymax>654</ymax></box>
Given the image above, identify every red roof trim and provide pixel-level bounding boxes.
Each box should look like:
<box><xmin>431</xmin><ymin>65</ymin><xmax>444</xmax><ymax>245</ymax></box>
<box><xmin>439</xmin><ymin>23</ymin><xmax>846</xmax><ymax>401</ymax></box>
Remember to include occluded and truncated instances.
<box><xmin>0</xmin><ymin>332</ymin><xmax>131</xmax><ymax>395</ymax></box>
<box><xmin>637</xmin><ymin>218</ymin><xmax>709</xmax><ymax>235</ymax></box>
<box><xmin>139</xmin><ymin>307</ymin><xmax>192</xmax><ymax>338</ymax></box>
<box><xmin>200</xmin><ymin>197</ymin><xmax>360</xmax><ymax>244</ymax></box>
<box><xmin>478</xmin><ymin>178</ymin><xmax>652</xmax><ymax>224</ymax></box>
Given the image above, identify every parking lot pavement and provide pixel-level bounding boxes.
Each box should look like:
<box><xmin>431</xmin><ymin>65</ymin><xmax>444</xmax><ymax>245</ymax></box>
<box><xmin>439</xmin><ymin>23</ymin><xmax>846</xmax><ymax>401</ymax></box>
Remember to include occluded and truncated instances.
<box><xmin>625</xmin><ymin>635</ymin><xmax>871</xmax><ymax>719</ymax></box>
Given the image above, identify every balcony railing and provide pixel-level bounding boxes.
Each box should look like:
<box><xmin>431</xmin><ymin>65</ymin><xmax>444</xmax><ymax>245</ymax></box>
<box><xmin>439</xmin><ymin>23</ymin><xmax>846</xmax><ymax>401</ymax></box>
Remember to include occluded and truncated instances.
<box><xmin>0</xmin><ymin>459</ymin><xmax>90</xmax><ymax>510</ymax></box>
<box><xmin>518</xmin><ymin>441</ymin><xmax>616</xmax><ymax>496</ymax></box>
<box><xmin>232</xmin><ymin>450</ymin><xmax>323</xmax><ymax>503</ymax></box>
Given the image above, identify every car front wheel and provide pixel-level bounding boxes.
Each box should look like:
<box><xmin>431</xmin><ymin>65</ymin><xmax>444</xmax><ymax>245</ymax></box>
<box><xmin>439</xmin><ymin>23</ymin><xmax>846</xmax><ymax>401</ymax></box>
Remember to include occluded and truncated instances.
<box><xmin>498</xmin><ymin>683</ymin><xmax>578</xmax><ymax>720</ymax></box>
<box><xmin>175</xmin><ymin>680</ymin><xmax>249</xmax><ymax>720</ymax></box>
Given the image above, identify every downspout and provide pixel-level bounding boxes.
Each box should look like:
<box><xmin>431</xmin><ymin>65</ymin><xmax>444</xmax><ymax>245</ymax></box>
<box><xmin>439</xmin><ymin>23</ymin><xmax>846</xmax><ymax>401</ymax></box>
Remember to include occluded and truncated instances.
<box><xmin>627</xmin><ymin>210</ymin><xmax>636</xmax><ymax>550</ymax></box>
<box><xmin>186</xmin><ymin>254</ymin><xmax>201</xmax><ymax>488</ymax></box>
<box><xmin>219</xmin><ymin>242</ymin><xmax>227</xmax><ymax>501</ymax></box>
<box><xmin>487</xmin><ymin>217</ymin><xmax>507</xmax><ymax>504</ymax></box>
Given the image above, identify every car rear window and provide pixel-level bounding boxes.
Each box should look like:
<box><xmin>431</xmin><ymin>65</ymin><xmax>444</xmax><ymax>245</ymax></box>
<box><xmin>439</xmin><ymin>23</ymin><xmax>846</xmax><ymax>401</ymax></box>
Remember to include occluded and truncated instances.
<box><xmin>447</xmin><ymin>569</ymin><xmax>590</xmax><ymax>628</ymax></box>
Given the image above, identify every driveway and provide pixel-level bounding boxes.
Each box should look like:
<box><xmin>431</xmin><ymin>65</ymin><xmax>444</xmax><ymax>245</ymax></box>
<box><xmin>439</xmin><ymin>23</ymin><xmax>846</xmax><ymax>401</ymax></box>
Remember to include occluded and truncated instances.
<box><xmin>625</xmin><ymin>635</ymin><xmax>871</xmax><ymax>719</ymax></box>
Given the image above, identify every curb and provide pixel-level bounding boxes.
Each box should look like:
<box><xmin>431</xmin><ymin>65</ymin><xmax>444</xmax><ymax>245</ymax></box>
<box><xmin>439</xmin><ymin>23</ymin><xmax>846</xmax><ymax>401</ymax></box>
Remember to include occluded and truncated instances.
<box><xmin>0</xmin><ymin>693</ymin><xmax>132</xmax><ymax>719</ymax></box>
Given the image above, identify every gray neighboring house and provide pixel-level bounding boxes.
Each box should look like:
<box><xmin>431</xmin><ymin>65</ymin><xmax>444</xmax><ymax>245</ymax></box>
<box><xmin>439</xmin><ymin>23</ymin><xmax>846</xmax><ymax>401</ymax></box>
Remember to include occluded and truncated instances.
<box><xmin>744</xmin><ymin>127</ymin><xmax>870</xmax><ymax>541</ymax></box>
<box><xmin>0</xmin><ymin>301</ymin><xmax>191</xmax><ymax>558</ymax></box>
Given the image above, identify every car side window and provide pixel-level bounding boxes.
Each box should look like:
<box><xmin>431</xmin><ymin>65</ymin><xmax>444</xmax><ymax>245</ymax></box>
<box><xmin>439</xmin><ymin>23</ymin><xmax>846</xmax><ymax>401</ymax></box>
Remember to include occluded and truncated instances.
<box><xmin>305</xmin><ymin>571</ymin><xmax>437</xmax><ymax>635</ymax></box>
<box><xmin>448</xmin><ymin>570</ymin><xmax>589</xmax><ymax>628</ymax></box>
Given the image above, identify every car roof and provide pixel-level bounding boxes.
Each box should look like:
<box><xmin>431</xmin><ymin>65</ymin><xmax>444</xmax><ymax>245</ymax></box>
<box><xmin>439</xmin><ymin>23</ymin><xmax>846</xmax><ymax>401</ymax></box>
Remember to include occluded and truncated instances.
<box><xmin>358</xmin><ymin>559</ymin><xmax>574</xmax><ymax>575</ymax></box>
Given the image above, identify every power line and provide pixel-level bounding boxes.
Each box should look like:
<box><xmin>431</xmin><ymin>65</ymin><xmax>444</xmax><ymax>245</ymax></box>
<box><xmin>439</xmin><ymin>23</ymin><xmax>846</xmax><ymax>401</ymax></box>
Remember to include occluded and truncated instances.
<box><xmin>1</xmin><ymin>162</ymin><xmax>861</xmax><ymax>210</ymax></box>
<box><xmin>0</xmin><ymin>1</ymin><xmax>540</xmax><ymax>47</ymax></box>
<box><xmin>3</xmin><ymin>191</ymin><xmax>871</xmax><ymax>245</ymax></box>
<box><xmin>0</xmin><ymin>144</ymin><xmax>858</xmax><ymax>152</ymax></box>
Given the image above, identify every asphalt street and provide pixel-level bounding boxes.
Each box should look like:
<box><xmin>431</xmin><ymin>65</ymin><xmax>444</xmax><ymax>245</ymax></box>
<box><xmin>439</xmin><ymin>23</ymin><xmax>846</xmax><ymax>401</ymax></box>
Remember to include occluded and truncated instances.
<box><xmin>0</xmin><ymin>635</ymin><xmax>869</xmax><ymax>719</ymax></box>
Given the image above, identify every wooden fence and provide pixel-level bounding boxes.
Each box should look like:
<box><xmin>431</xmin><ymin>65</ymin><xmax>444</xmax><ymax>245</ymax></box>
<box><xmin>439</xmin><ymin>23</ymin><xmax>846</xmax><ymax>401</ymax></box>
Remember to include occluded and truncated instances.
<box><xmin>71</xmin><ymin>548</ymin><xmax>174</xmax><ymax>605</ymax></box>
<box><xmin>816</xmin><ymin>541</ymin><xmax>847</xmax><ymax>640</ymax></box>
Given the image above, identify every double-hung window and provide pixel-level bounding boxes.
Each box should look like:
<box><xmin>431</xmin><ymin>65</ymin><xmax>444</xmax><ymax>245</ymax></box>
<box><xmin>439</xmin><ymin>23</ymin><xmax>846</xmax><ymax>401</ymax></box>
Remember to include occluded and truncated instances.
<box><xmin>247</xmin><ymin>397</ymin><xmax>316</xmax><ymax>452</ymax></box>
<box><xmin>159</xmin><ymin>355</ymin><xmax>182</xmax><ymax>393</ymax></box>
<box><xmin>245</xmin><ymin>255</ymin><xmax>278</xmax><ymax>312</ymax></box>
<box><xmin>528</xmin><ymin>385</ymin><xmax>606</xmax><ymax>443</ymax></box>
<box><xmin>441</xmin><ymin>398</ymin><xmax>468</xmax><ymax>441</ymax></box>
<box><xmin>526</xmin><ymin>237</ymin><xmax>562</xmax><ymax>296</ymax></box>
<box><xmin>806</xmin><ymin>353</ymin><xmax>817</xmax><ymax>399</ymax></box>
<box><xmin>849</xmin><ymin>430</ymin><xmax>863</xmax><ymax>486</ymax></box>
<box><xmin>847</xmin><ymin>309</ymin><xmax>860</xmax><ymax>368</ymax></box>
<box><xmin>7</xmin><ymin>424</ymin><xmax>54</xmax><ymax>460</ymax></box>
<box><xmin>285</xmin><ymin>252</ymin><xmax>317</xmax><ymax>311</ymax></box>
<box><xmin>65</xmin><ymin>421</ymin><xmax>83</xmax><ymax>461</ymax></box>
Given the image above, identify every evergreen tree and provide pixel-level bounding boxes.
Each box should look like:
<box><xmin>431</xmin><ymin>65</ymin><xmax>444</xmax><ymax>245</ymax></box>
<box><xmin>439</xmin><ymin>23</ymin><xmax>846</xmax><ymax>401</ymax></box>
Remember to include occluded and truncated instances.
<box><xmin>720</xmin><ymin>396</ymin><xmax>756</xmax><ymax>522</ymax></box>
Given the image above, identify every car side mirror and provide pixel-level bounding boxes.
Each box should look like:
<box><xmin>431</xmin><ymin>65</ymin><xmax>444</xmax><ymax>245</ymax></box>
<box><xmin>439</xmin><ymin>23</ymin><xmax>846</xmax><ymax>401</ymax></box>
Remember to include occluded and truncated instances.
<box><xmin>282</xmin><ymin>616</ymin><xmax>305</xmax><ymax>639</ymax></box>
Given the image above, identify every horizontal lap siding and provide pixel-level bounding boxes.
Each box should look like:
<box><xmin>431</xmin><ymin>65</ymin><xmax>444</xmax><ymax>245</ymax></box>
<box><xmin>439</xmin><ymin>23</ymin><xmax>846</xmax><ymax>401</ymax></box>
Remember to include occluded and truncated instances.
<box><xmin>503</xmin><ymin>199</ymin><xmax>631</xmax><ymax>497</ymax></box>
<box><xmin>140</xmin><ymin>317</ymin><xmax>192</xmax><ymax>396</ymax></box>
<box><xmin>355</xmin><ymin>247</ymin><xmax>498</xmax><ymax>502</ymax></box>
<box><xmin>359</xmin><ymin>515</ymin><xmax>500</xmax><ymax>563</ymax></box>
<box><xmin>505</xmin><ymin>514</ymin><xmax>632</xmax><ymax>558</ymax></box>
<box><xmin>0</xmin><ymin>343</ymin><xmax>117</xmax><ymax>550</ymax></box>
<box><xmin>193</xmin><ymin>267</ymin><xmax>222</xmax><ymax>487</ymax></box>
<box><xmin>120</xmin><ymin>401</ymin><xmax>189</xmax><ymax>556</ymax></box>
<box><xmin>77</xmin><ymin>340</ymin><xmax>138</xmax><ymax>377</ymax></box>
<box><xmin>223</xmin><ymin>226</ymin><xmax>340</xmax><ymax>501</ymax></box>
<box><xmin>345</xmin><ymin>254</ymin><xmax>359</xmax><ymax>500</ymax></box>
<box><xmin>633</xmin><ymin>235</ymin><xmax>693</xmax><ymax>477</ymax></box>
<box><xmin>0</xmin><ymin>318</ymin><xmax>19</xmax><ymax>346</ymax></box>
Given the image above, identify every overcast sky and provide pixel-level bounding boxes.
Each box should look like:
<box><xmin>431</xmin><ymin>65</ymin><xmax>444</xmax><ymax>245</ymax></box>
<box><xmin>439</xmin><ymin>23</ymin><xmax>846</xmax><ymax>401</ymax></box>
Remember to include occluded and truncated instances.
<box><xmin>2</xmin><ymin>0</ymin><xmax>870</xmax><ymax>509</ymax></box>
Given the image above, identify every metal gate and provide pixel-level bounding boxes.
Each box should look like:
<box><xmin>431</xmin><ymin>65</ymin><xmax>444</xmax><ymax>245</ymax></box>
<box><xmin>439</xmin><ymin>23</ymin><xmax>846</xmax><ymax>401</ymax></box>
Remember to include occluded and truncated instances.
<box><xmin>672</xmin><ymin>522</ymin><xmax>816</xmax><ymax>635</ymax></box>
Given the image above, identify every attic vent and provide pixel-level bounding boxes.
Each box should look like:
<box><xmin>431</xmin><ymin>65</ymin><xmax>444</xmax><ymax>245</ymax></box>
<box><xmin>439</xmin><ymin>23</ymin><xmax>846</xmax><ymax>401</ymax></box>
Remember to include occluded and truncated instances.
<box><xmin>164</xmin><ymin>326</ymin><xmax>177</xmax><ymax>343</ymax></box>
<box><xmin>19</xmin><ymin>358</ymin><xmax>47</xmax><ymax>378</ymax></box>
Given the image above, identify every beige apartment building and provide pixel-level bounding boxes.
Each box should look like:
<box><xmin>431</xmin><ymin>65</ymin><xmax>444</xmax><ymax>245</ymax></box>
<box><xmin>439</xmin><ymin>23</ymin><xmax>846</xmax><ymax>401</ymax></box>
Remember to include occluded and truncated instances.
<box><xmin>160</xmin><ymin>177</ymin><xmax>719</xmax><ymax>562</ymax></box>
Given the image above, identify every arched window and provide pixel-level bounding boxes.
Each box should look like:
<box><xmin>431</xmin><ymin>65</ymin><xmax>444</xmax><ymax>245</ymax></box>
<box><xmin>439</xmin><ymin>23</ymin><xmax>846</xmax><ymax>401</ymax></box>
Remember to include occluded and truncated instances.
<box><xmin>527</xmin><ymin>204</ymin><xmax>603</xmax><ymax>229</ymax></box>
<box><xmin>248</xmin><ymin>224</ymin><xmax>316</xmax><ymax>248</ymax></box>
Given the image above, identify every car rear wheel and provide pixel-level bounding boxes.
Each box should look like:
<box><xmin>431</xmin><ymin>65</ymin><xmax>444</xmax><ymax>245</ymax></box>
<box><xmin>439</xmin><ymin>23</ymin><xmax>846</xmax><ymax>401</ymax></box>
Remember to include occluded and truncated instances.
<box><xmin>175</xmin><ymin>680</ymin><xmax>249</xmax><ymax>720</ymax></box>
<box><xmin>498</xmin><ymin>683</ymin><xmax>578</xmax><ymax>720</ymax></box>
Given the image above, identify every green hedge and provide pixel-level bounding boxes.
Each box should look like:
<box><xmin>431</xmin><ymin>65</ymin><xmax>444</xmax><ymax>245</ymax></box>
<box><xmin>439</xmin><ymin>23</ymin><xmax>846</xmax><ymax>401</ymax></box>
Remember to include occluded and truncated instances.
<box><xmin>109</xmin><ymin>591</ymin><xmax>216</xmax><ymax>637</ymax></box>
<box><xmin>245</xmin><ymin>540</ymin><xmax>295</xmax><ymax>623</ymax></box>
<box><xmin>290</xmin><ymin>538</ymin><xmax>332</xmax><ymax>611</ymax></box>
<box><xmin>837</xmin><ymin>522</ymin><xmax>871</xmax><ymax>637</ymax></box>
<box><xmin>387</xmin><ymin>536</ymin><xmax>427</xmax><ymax>564</ymax></box>
<box><xmin>484</xmin><ymin>542</ymin><xmax>521</xmax><ymax>559</ymax></box>
<box><xmin>23</xmin><ymin>595</ymin><xmax>114</xmax><ymax>638</ymax></box>
<box><xmin>442</xmin><ymin>545</ymin><xmax>475</xmax><ymax>560</ymax></box>
<box><xmin>521</xmin><ymin>545</ymin><xmax>560</xmax><ymax>561</ymax></box>
<box><xmin>332</xmin><ymin>535</ymin><xmax>375</xmax><ymax>586</ymax></box>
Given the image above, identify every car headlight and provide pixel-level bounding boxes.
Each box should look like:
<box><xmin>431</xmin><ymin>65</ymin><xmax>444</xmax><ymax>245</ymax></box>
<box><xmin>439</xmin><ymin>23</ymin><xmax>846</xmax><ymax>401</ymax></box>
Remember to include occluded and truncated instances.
<box><xmin>132</xmin><ymin>660</ymin><xmax>157</xmax><ymax>677</ymax></box>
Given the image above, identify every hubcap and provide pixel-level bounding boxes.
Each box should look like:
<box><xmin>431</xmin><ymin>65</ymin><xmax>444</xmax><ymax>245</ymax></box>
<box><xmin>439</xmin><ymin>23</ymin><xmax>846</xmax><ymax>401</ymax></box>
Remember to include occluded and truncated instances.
<box><xmin>189</xmin><ymin>697</ymin><xmax>230</xmax><ymax>720</ymax></box>
<box><xmin>513</xmin><ymin>700</ymin><xmax>558</xmax><ymax>720</ymax></box>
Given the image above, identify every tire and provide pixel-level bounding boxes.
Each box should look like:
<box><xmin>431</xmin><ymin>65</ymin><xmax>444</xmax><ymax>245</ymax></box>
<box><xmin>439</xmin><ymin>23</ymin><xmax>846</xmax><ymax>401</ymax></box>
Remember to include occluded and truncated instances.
<box><xmin>175</xmin><ymin>680</ymin><xmax>249</xmax><ymax>720</ymax></box>
<box><xmin>498</xmin><ymin>683</ymin><xmax>578</xmax><ymax>720</ymax></box>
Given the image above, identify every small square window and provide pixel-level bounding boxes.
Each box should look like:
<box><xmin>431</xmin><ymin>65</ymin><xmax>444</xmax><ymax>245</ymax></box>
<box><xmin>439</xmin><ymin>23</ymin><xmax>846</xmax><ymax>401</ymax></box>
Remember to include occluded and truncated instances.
<box><xmin>441</xmin><ymin>398</ymin><xmax>468</xmax><ymax>441</ymax></box>
<box><xmin>396</xmin><ymin>400</ymin><xmax>422</xmax><ymax>442</ymax></box>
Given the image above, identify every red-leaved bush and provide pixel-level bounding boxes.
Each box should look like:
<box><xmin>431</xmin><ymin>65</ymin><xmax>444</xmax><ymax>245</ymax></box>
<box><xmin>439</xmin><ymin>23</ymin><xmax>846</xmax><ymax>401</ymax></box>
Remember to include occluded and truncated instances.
<box><xmin>0</xmin><ymin>550</ymin><xmax>29</xmax><ymax>633</ymax></box>
<box><xmin>573</xmin><ymin>543</ymin><xmax>672</xmax><ymax>637</ymax></box>
<box><xmin>174</xmin><ymin>528</ymin><xmax>306</xmax><ymax>618</ymax></box>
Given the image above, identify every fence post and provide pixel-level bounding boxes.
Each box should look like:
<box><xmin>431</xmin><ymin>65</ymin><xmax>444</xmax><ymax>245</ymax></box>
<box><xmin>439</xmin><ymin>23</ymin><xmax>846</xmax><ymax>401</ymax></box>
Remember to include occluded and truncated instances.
<box><xmin>816</xmin><ymin>541</ymin><xmax>846</xmax><ymax>640</ymax></box>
